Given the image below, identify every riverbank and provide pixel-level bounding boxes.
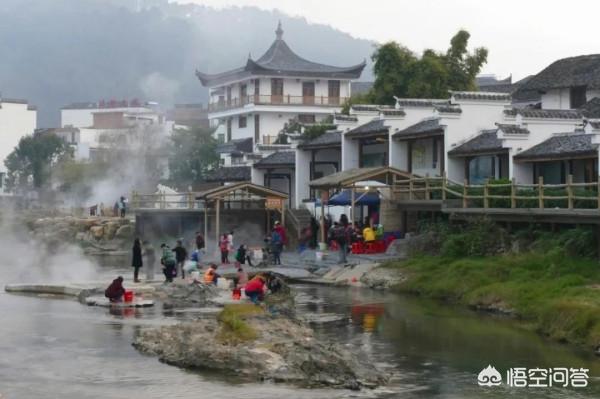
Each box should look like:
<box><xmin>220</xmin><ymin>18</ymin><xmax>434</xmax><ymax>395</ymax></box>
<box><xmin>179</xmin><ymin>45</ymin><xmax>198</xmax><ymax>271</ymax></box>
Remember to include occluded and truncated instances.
<box><xmin>382</xmin><ymin>244</ymin><xmax>600</xmax><ymax>354</ymax></box>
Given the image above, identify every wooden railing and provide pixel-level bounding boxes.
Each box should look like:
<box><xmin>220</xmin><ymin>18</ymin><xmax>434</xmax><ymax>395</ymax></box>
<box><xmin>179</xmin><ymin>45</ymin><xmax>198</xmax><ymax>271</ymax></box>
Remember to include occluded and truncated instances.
<box><xmin>130</xmin><ymin>191</ymin><xmax>201</xmax><ymax>210</ymax></box>
<box><xmin>392</xmin><ymin>174</ymin><xmax>600</xmax><ymax>210</ymax></box>
<box><xmin>208</xmin><ymin>94</ymin><xmax>349</xmax><ymax>112</ymax></box>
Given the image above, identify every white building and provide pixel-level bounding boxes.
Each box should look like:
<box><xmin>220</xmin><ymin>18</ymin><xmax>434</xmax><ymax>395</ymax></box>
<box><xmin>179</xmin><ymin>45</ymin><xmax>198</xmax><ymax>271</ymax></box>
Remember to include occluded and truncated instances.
<box><xmin>60</xmin><ymin>99</ymin><xmax>156</xmax><ymax>128</ymax></box>
<box><xmin>196</xmin><ymin>22</ymin><xmax>365</xmax><ymax>189</ymax></box>
<box><xmin>0</xmin><ymin>97</ymin><xmax>37</xmax><ymax>192</ymax></box>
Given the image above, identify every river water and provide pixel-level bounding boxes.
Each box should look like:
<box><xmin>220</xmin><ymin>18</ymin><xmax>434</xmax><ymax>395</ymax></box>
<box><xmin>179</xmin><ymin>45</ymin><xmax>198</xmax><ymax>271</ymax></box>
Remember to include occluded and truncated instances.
<box><xmin>1</xmin><ymin>264</ymin><xmax>599</xmax><ymax>398</ymax></box>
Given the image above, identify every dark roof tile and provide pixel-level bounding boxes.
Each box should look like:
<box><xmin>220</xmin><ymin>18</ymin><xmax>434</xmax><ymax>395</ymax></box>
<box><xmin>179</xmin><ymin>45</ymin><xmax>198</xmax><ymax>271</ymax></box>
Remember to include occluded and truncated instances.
<box><xmin>254</xmin><ymin>151</ymin><xmax>295</xmax><ymax>168</ymax></box>
<box><xmin>519</xmin><ymin>54</ymin><xmax>600</xmax><ymax>91</ymax></box>
<box><xmin>205</xmin><ymin>166</ymin><xmax>251</xmax><ymax>182</ymax></box>
<box><xmin>496</xmin><ymin>124</ymin><xmax>530</xmax><ymax>135</ymax></box>
<box><xmin>334</xmin><ymin>113</ymin><xmax>358</xmax><ymax>122</ymax></box>
<box><xmin>344</xmin><ymin>119</ymin><xmax>388</xmax><ymax>138</ymax></box>
<box><xmin>580</xmin><ymin>97</ymin><xmax>600</xmax><ymax>119</ymax></box>
<box><xmin>435</xmin><ymin>105</ymin><xmax>462</xmax><ymax>114</ymax></box>
<box><xmin>216</xmin><ymin>137</ymin><xmax>253</xmax><ymax>154</ymax></box>
<box><xmin>451</xmin><ymin>91</ymin><xmax>511</xmax><ymax>101</ymax></box>
<box><xmin>298</xmin><ymin>131</ymin><xmax>342</xmax><ymax>149</ymax></box>
<box><xmin>514</xmin><ymin>133</ymin><xmax>597</xmax><ymax>161</ymax></box>
<box><xmin>380</xmin><ymin>109</ymin><xmax>406</xmax><ymax>116</ymax></box>
<box><xmin>393</xmin><ymin>118</ymin><xmax>444</xmax><ymax>139</ymax></box>
<box><xmin>448</xmin><ymin>130</ymin><xmax>505</xmax><ymax>156</ymax></box>
<box><xmin>504</xmin><ymin>108</ymin><xmax>582</xmax><ymax>119</ymax></box>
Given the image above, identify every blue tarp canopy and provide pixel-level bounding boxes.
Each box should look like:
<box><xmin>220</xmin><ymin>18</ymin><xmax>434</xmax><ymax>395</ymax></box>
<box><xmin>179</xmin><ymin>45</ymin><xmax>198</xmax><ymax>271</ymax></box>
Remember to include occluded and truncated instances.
<box><xmin>318</xmin><ymin>189</ymin><xmax>380</xmax><ymax>206</ymax></box>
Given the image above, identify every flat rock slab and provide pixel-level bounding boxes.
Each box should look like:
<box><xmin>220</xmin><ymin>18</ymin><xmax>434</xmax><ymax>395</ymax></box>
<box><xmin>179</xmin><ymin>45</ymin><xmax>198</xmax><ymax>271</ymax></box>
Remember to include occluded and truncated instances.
<box><xmin>85</xmin><ymin>296</ymin><xmax>154</xmax><ymax>308</ymax></box>
<box><xmin>5</xmin><ymin>283</ymin><xmax>156</xmax><ymax>297</ymax></box>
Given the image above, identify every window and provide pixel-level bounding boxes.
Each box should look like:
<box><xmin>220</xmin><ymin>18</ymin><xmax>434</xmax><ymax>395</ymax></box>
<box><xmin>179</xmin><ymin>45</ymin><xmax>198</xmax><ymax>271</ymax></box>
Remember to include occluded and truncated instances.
<box><xmin>328</xmin><ymin>80</ymin><xmax>340</xmax><ymax>105</ymax></box>
<box><xmin>226</xmin><ymin>118</ymin><xmax>232</xmax><ymax>142</ymax></box>
<box><xmin>240</xmin><ymin>84</ymin><xmax>247</xmax><ymax>103</ymax></box>
<box><xmin>271</xmin><ymin>78</ymin><xmax>284</xmax><ymax>103</ymax></box>
<box><xmin>254</xmin><ymin>79</ymin><xmax>260</xmax><ymax>95</ymax></box>
<box><xmin>238</xmin><ymin>116</ymin><xmax>247</xmax><ymax>128</ymax></box>
<box><xmin>570</xmin><ymin>86</ymin><xmax>587</xmax><ymax>109</ymax></box>
<box><xmin>217</xmin><ymin>133</ymin><xmax>225</xmax><ymax>143</ymax></box>
<box><xmin>298</xmin><ymin>114</ymin><xmax>316</xmax><ymax>124</ymax></box>
<box><xmin>254</xmin><ymin>114</ymin><xmax>260</xmax><ymax>144</ymax></box>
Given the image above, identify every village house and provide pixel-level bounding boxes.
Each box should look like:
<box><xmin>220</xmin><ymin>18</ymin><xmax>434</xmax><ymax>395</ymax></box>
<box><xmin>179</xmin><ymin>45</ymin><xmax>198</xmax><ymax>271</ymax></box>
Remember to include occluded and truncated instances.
<box><xmin>0</xmin><ymin>96</ymin><xmax>37</xmax><ymax>194</ymax></box>
<box><xmin>196</xmin><ymin>22</ymin><xmax>366</xmax><ymax>189</ymax></box>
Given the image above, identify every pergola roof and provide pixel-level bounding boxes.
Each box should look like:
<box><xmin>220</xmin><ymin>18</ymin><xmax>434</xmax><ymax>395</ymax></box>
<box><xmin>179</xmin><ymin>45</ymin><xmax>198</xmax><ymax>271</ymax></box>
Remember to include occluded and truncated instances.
<box><xmin>196</xmin><ymin>181</ymin><xmax>288</xmax><ymax>201</ymax></box>
<box><xmin>309</xmin><ymin>166</ymin><xmax>412</xmax><ymax>189</ymax></box>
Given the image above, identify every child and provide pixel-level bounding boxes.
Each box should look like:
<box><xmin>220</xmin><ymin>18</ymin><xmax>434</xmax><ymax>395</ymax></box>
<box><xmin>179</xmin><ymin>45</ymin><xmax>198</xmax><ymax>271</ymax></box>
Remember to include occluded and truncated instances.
<box><xmin>203</xmin><ymin>263</ymin><xmax>220</xmax><ymax>285</ymax></box>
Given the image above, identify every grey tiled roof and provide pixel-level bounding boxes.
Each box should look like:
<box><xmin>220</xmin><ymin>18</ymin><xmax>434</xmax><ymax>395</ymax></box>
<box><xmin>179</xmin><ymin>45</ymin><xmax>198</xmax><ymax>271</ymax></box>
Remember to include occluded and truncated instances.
<box><xmin>351</xmin><ymin>104</ymin><xmax>381</xmax><ymax>112</ymax></box>
<box><xmin>496</xmin><ymin>124</ymin><xmax>530</xmax><ymax>135</ymax></box>
<box><xmin>588</xmin><ymin>121</ymin><xmax>600</xmax><ymax>129</ymax></box>
<box><xmin>216</xmin><ymin>137</ymin><xmax>253</xmax><ymax>154</ymax></box>
<box><xmin>344</xmin><ymin>119</ymin><xmax>389</xmax><ymax>138</ymax></box>
<box><xmin>380</xmin><ymin>109</ymin><xmax>406</xmax><ymax>116</ymax></box>
<box><xmin>205</xmin><ymin>166</ymin><xmax>251</xmax><ymax>182</ymax></box>
<box><xmin>504</xmin><ymin>108</ymin><xmax>582</xmax><ymax>119</ymax></box>
<box><xmin>519</xmin><ymin>54</ymin><xmax>600</xmax><ymax>91</ymax></box>
<box><xmin>514</xmin><ymin>133</ymin><xmax>598</xmax><ymax>161</ymax></box>
<box><xmin>334</xmin><ymin>113</ymin><xmax>358</xmax><ymax>122</ymax></box>
<box><xmin>253</xmin><ymin>151</ymin><xmax>295</xmax><ymax>168</ymax></box>
<box><xmin>395</xmin><ymin>99</ymin><xmax>448</xmax><ymax>107</ymax></box>
<box><xmin>580</xmin><ymin>97</ymin><xmax>600</xmax><ymax>119</ymax></box>
<box><xmin>393</xmin><ymin>118</ymin><xmax>444</xmax><ymax>139</ymax></box>
<box><xmin>196</xmin><ymin>24</ymin><xmax>365</xmax><ymax>86</ymax></box>
<box><xmin>297</xmin><ymin>131</ymin><xmax>341</xmax><ymax>149</ymax></box>
<box><xmin>435</xmin><ymin>105</ymin><xmax>462</xmax><ymax>114</ymax></box>
<box><xmin>451</xmin><ymin>91</ymin><xmax>511</xmax><ymax>101</ymax></box>
<box><xmin>448</xmin><ymin>130</ymin><xmax>505</xmax><ymax>156</ymax></box>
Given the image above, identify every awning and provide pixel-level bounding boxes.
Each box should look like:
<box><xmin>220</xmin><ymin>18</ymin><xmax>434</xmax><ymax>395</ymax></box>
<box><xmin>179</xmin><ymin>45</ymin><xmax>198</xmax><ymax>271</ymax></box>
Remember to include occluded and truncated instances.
<box><xmin>328</xmin><ymin>190</ymin><xmax>380</xmax><ymax>206</ymax></box>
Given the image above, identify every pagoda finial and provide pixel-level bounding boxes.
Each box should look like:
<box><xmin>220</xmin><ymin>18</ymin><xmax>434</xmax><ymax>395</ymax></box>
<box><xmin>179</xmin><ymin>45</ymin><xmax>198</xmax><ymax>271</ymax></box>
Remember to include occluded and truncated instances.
<box><xmin>275</xmin><ymin>20</ymin><xmax>283</xmax><ymax>40</ymax></box>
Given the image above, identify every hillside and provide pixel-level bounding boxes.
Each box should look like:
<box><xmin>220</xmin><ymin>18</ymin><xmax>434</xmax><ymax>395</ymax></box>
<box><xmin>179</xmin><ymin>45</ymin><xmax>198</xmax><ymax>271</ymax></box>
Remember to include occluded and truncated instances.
<box><xmin>0</xmin><ymin>0</ymin><xmax>375</xmax><ymax>127</ymax></box>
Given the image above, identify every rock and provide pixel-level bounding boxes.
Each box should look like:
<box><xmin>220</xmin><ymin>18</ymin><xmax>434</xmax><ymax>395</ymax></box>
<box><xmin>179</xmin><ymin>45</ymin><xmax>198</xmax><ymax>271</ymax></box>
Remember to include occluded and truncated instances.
<box><xmin>103</xmin><ymin>222</ymin><xmax>119</xmax><ymax>240</ymax></box>
<box><xmin>133</xmin><ymin>314</ymin><xmax>387</xmax><ymax>389</ymax></box>
<box><xmin>360</xmin><ymin>266</ymin><xmax>406</xmax><ymax>290</ymax></box>
<box><xmin>114</xmin><ymin>224</ymin><xmax>133</xmax><ymax>239</ymax></box>
<box><xmin>90</xmin><ymin>225</ymin><xmax>104</xmax><ymax>240</ymax></box>
<box><xmin>156</xmin><ymin>283</ymin><xmax>220</xmax><ymax>308</ymax></box>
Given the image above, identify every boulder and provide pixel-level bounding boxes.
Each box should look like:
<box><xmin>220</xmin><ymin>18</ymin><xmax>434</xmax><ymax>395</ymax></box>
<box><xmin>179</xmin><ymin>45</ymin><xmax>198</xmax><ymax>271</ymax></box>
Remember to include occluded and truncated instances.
<box><xmin>103</xmin><ymin>222</ymin><xmax>120</xmax><ymax>240</ymax></box>
<box><xmin>156</xmin><ymin>283</ymin><xmax>219</xmax><ymax>308</ymax></box>
<box><xmin>90</xmin><ymin>225</ymin><xmax>104</xmax><ymax>240</ymax></box>
<box><xmin>114</xmin><ymin>224</ymin><xmax>133</xmax><ymax>239</ymax></box>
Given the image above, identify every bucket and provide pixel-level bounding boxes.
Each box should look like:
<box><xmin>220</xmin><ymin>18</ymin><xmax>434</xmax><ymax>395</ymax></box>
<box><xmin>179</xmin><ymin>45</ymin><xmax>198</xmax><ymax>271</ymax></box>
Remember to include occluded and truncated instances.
<box><xmin>316</xmin><ymin>251</ymin><xmax>324</xmax><ymax>261</ymax></box>
<box><xmin>232</xmin><ymin>288</ymin><xmax>241</xmax><ymax>300</ymax></box>
<box><xmin>124</xmin><ymin>290</ymin><xmax>134</xmax><ymax>302</ymax></box>
<box><xmin>190</xmin><ymin>271</ymin><xmax>200</xmax><ymax>281</ymax></box>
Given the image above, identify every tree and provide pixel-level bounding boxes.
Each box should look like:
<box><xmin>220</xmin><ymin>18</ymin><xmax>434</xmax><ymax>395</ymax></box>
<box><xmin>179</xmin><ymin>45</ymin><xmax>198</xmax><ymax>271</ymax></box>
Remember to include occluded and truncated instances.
<box><xmin>168</xmin><ymin>126</ymin><xmax>219</xmax><ymax>186</ymax></box>
<box><xmin>369</xmin><ymin>30</ymin><xmax>488</xmax><ymax>103</ymax></box>
<box><xmin>4</xmin><ymin>133</ymin><xmax>70</xmax><ymax>190</ymax></box>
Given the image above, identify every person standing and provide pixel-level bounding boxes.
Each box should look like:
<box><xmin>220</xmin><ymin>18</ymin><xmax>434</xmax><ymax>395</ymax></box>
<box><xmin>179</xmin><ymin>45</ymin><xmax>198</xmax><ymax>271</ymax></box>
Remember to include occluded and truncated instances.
<box><xmin>195</xmin><ymin>231</ymin><xmax>205</xmax><ymax>250</ymax></box>
<box><xmin>270</xmin><ymin>228</ymin><xmax>282</xmax><ymax>265</ymax></box>
<box><xmin>160</xmin><ymin>244</ymin><xmax>176</xmax><ymax>283</ymax></box>
<box><xmin>172</xmin><ymin>239</ymin><xmax>188</xmax><ymax>279</ymax></box>
<box><xmin>143</xmin><ymin>240</ymin><xmax>156</xmax><ymax>281</ymax></box>
<box><xmin>336</xmin><ymin>214</ymin><xmax>351</xmax><ymax>264</ymax></box>
<box><xmin>132</xmin><ymin>238</ymin><xmax>143</xmax><ymax>283</ymax></box>
<box><xmin>219</xmin><ymin>234</ymin><xmax>230</xmax><ymax>264</ymax></box>
<box><xmin>227</xmin><ymin>231</ymin><xmax>234</xmax><ymax>254</ymax></box>
<box><xmin>274</xmin><ymin>221</ymin><xmax>287</xmax><ymax>247</ymax></box>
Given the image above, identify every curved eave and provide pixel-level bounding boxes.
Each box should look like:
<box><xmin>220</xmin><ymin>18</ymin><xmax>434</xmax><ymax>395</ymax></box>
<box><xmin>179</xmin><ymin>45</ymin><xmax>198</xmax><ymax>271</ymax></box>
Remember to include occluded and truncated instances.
<box><xmin>195</xmin><ymin>67</ymin><xmax>252</xmax><ymax>87</ymax></box>
<box><xmin>246</xmin><ymin>58</ymin><xmax>366</xmax><ymax>79</ymax></box>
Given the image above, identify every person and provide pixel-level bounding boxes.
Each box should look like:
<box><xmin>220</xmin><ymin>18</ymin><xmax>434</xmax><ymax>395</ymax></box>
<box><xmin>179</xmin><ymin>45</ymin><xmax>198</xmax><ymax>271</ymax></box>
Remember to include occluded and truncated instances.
<box><xmin>113</xmin><ymin>201</ymin><xmax>119</xmax><ymax>217</ymax></box>
<box><xmin>375</xmin><ymin>223</ymin><xmax>384</xmax><ymax>240</ymax></box>
<box><xmin>131</xmin><ymin>238</ymin><xmax>143</xmax><ymax>283</ymax></box>
<box><xmin>143</xmin><ymin>240</ymin><xmax>156</xmax><ymax>281</ymax></box>
<box><xmin>235</xmin><ymin>244</ymin><xmax>254</xmax><ymax>267</ymax></box>
<box><xmin>99</xmin><ymin>202</ymin><xmax>105</xmax><ymax>217</ymax></box>
<box><xmin>203</xmin><ymin>263</ymin><xmax>220</xmax><ymax>285</ymax></box>
<box><xmin>335</xmin><ymin>215</ymin><xmax>351</xmax><ymax>264</ymax></box>
<box><xmin>244</xmin><ymin>274</ymin><xmax>266</xmax><ymax>304</ymax></box>
<box><xmin>310</xmin><ymin>217</ymin><xmax>319</xmax><ymax>249</ymax></box>
<box><xmin>104</xmin><ymin>276</ymin><xmax>125</xmax><ymax>302</ymax></box>
<box><xmin>236</xmin><ymin>265</ymin><xmax>249</xmax><ymax>288</ymax></box>
<box><xmin>172</xmin><ymin>239</ymin><xmax>188</xmax><ymax>279</ymax></box>
<box><xmin>227</xmin><ymin>231</ymin><xmax>234</xmax><ymax>254</ymax></box>
<box><xmin>299</xmin><ymin>226</ymin><xmax>311</xmax><ymax>253</ymax></box>
<box><xmin>195</xmin><ymin>231</ymin><xmax>205</xmax><ymax>250</ymax></box>
<box><xmin>274</xmin><ymin>221</ymin><xmax>287</xmax><ymax>247</ymax></box>
<box><xmin>219</xmin><ymin>234</ymin><xmax>230</xmax><ymax>264</ymax></box>
<box><xmin>363</xmin><ymin>225</ymin><xmax>376</xmax><ymax>243</ymax></box>
<box><xmin>353</xmin><ymin>222</ymin><xmax>363</xmax><ymax>243</ymax></box>
<box><xmin>270</xmin><ymin>228</ymin><xmax>282</xmax><ymax>265</ymax></box>
<box><xmin>266</xmin><ymin>272</ymin><xmax>284</xmax><ymax>294</ymax></box>
<box><xmin>160</xmin><ymin>244</ymin><xmax>176</xmax><ymax>283</ymax></box>
<box><xmin>118</xmin><ymin>196</ymin><xmax>127</xmax><ymax>218</ymax></box>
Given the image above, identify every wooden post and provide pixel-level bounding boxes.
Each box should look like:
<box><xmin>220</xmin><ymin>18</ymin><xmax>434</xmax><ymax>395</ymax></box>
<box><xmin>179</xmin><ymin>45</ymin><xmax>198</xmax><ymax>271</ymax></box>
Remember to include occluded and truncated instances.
<box><xmin>442</xmin><ymin>172</ymin><xmax>447</xmax><ymax>200</ymax></box>
<box><xmin>483</xmin><ymin>178</ymin><xmax>489</xmax><ymax>208</ymax></box>
<box><xmin>567</xmin><ymin>174</ymin><xmax>573</xmax><ymax>209</ymax></box>
<box><xmin>538</xmin><ymin>176</ymin><xmax>544</xmax><ymax>209</ymax></box>
<box><xmin>215</xmin><ymin>198</ymin><xmax>220</xmax><ymax>253</ymax></box>
<box><xmin>425</xmin><ymin>174</ymin><xmax>430</xmax><ymax>200</ymax></box>
<box><xmin>409</xmin><ymin>179</ymin><xmax>414</xmax><ymax>200</ymax></box>
<box><xmin>462</xmin><ymin>179</ymin><xmax>468</xmax><ymax>208</ymax></box>
<box><xmin>511</xmin><ymin>178</ymin><xmax>516</xmax><ymax>209</ymax></box>
<box><xmin>281</xmin><ymin>199</ymin><xmax>285</xmax><ymax>227</ymax></box>
<box><xmin>350</xmin><ymin>185</ymin><xmax>356</xmax><ymax>225</ymax></box>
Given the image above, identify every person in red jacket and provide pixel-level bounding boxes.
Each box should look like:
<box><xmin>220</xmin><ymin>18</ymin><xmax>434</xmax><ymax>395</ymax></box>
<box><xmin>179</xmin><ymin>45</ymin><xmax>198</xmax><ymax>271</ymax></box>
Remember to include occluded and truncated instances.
<box><xmin>244</xmin><ymin>274</ymin><xmax>266</xmax><ymax>304</ymax></box>
<box><xmin>273</xmin><ymin>221</ymin><xmax>287</xmax><ymax>246</ymax></box>
<box><xmin>104</xmin><ymin>276</ymin><xmax>125</xmax><ymax>302</ymax></box>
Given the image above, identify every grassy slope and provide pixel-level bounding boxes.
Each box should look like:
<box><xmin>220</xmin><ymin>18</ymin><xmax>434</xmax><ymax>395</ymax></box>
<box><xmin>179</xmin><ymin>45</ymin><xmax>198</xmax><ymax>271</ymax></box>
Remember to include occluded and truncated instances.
<box><xmin>388</xmin><ymin>251</ymin><xmax>600</xmax><ymax>349</ymax></box>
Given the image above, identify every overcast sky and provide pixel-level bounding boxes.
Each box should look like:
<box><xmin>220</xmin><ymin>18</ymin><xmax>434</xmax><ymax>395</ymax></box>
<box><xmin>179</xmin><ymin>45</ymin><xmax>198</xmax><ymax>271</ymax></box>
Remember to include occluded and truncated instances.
<box><xmin>176</xmin><ymin>0</ymin><xmax>599</xmax><ymax>82</ymax></box>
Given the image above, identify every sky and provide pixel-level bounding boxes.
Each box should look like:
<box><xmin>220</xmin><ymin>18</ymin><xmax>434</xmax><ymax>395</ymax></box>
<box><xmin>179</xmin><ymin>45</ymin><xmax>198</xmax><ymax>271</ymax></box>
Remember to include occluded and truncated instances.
<box><xmin>174</xmin><ymin>0</ymin><xmax>600</xmax><ymax>82</ymax></box>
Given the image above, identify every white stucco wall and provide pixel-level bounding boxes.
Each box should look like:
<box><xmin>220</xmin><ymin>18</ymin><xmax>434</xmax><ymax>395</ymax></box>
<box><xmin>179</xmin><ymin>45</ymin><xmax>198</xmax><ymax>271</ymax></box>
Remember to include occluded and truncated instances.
<box><xmin>61</xmin><ymin>106</ymin><xmax>153</xmax><ymax>128</ymax></box>
<box><xmin>0</xmin><ymin>102</ymin><xmax>37</xmax><ymax>174</ymax></box>
<box><xmin>541</xmin><ymin>89</ymin><xmax>571</xmax><ymax>110</ymax></box>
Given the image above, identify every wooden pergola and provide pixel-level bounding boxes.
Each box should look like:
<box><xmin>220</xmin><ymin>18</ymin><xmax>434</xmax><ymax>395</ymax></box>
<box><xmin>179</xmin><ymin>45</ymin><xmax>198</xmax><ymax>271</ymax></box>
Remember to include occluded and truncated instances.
<box><xmin>309</xmin><ymin>166</ymin><xmax>413</xmax><ymax>243</ymax></box>
<box><xmin>196</xmin><ymin>182</ymin><xmax>289</xmax><ymax>252</ymax></box>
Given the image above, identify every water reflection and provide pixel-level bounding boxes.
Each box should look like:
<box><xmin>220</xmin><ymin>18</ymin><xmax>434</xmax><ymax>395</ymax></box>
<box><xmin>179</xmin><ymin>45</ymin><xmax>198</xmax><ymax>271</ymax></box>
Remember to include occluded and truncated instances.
<box><xmin>350</xmin><ymin>303</ymin><xmax>385</xmax><ymax>332</ymax></box>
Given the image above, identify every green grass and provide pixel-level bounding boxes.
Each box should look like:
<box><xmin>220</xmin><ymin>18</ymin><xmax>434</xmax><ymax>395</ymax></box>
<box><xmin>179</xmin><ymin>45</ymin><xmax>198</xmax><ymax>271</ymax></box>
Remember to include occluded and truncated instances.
<box><xmin>216</xmin><ymin>304</ymin><xmax>264</xmax><ymax>343</ymax></box>
<box><xmin>386</xmin><ymin>250</ymin><xmax>600</xmax><ymax>348</ymax></box>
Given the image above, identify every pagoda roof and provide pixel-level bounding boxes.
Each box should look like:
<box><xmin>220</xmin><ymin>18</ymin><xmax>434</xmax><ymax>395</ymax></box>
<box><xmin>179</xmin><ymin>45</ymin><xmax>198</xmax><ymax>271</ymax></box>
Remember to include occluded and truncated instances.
<box><xmin>196</xmin><ymin>22</ymin><xmax>366</xmax><ymax>86</ymax></box>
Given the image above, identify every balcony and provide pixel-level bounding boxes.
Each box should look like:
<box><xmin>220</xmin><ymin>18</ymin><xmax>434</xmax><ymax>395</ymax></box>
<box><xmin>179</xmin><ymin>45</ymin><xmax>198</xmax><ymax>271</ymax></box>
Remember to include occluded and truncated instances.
<box><xmin>208</xmin><ymin>94</ymin><xmax>348</xmax><ymax>112</ymax></box>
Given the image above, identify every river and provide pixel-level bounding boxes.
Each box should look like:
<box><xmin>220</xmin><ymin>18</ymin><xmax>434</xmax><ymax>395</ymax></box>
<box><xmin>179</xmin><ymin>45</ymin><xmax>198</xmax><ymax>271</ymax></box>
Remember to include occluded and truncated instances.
<box><xmin>1</xmin><ymin>264</ymin><xmax>599</xmax><ymax>398</ymax></box>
